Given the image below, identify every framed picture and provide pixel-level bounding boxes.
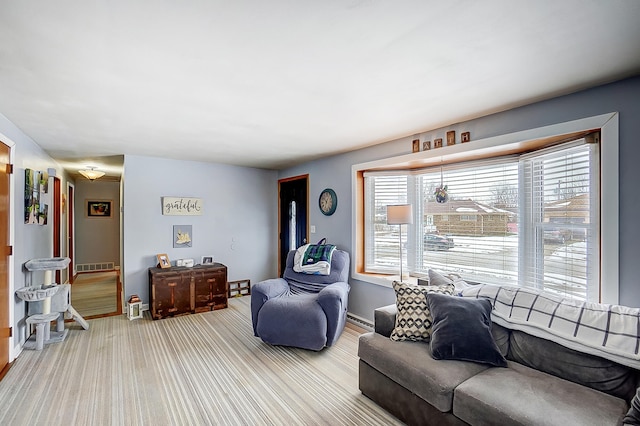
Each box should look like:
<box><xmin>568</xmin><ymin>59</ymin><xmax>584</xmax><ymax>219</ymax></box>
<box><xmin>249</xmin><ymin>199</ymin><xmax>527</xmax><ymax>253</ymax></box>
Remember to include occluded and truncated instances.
<box><xmin>434</xmin><ymin>138</ymin><xmax>443</xmax><ymax>149</ymax></box>
<box><xmin>423</xmin><ymin>140</ymin><xmax>431</xmax><ymax>151</ymax></box>
<box><xmin>201</xmin><ymin>255</ymin><xmax>214</xmax><ymax>265</ymax></box>
<box><xmin>174</xmin><ymin>225</ymin><xmax>193</xmax><ymax>248</ymax></box>
<box><xmin>156</xmin><ymin>253</ymin><xmax>171</xmax><ymax>269</ymax></box>
<box><xmin>87</xmin><ymin>200</ymin><xmax>112</xmax><ymax>217</ymax></box>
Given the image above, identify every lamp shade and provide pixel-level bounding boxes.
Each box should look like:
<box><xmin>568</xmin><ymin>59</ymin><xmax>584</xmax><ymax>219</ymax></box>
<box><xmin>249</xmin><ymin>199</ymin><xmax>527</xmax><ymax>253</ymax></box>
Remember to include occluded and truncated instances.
<box><xmin>387</xmin><ymin>204</ymin><xmax>413</xmax><ymax>225</ymax></box>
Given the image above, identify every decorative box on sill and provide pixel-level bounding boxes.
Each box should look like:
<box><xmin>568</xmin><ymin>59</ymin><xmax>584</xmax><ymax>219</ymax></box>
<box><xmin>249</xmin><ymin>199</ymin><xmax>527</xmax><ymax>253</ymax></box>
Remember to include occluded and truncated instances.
<box><xmin>127</xmin><ymin>295</ymin><xmax>143</xmax><ymax>320</ymax></box>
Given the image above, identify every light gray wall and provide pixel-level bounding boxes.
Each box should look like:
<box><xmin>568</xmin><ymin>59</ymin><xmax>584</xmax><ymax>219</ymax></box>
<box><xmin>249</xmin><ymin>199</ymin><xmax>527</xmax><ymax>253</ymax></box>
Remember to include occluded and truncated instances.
<box><xmin>279</xmin><ymin>75</ymin><xmax>640</xmax><ymax>321</ymax></box>
<box><xmin>0</xmin><ymin>112</ymin><xmax>70</xmax><ymax>351</ymax></box>
<box><xmin>122</xmin><ymin>155</ymin><xmax>278</xmax><ymax>304</ymax></box>
<box><xmin>74</xmin><ymin>180</ymin><xmax>121</xmax><ymax>266</ymax></box>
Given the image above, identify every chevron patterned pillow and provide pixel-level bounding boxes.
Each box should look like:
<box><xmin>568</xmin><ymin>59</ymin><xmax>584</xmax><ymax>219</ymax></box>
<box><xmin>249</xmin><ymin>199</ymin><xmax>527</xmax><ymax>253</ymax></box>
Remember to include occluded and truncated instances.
<box><xmin>390</xmin><ymin>280</ymin><xmax>455</xmax><ymax>342</ymax></box>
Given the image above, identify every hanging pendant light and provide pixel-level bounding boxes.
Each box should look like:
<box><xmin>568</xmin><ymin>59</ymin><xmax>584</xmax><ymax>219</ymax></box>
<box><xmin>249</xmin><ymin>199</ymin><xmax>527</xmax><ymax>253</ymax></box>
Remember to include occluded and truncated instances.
<box><xmin>78</xmin><ymin>166</ymin><xmax>105</xmax><ymax>182</ymax></box>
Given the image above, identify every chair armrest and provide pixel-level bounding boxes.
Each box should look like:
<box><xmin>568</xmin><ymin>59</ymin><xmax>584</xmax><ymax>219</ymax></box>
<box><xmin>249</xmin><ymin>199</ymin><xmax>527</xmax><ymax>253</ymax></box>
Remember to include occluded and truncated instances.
<box><xmin>317</xmin><ymin>281</ymin><xmax>350</xmax><ymax>346</ymax></box>
<box><xmin>251</xmin><ymin>278</ymin><xmax>289</xmax><ymax>335</ymax></box>
<box><xmin>253</xmin><ymin>278</ymin><xmax>289</xmax><ymax>299</ymax></box>
<box><xmin>374</xmin><ymin>304</ymin><xmax>397</xmax><ymax>338</ymax></box>
<box><xmin>317</xmin><ymin>281</ymin><xmax>350</xmax><ymax>306</ymax></box>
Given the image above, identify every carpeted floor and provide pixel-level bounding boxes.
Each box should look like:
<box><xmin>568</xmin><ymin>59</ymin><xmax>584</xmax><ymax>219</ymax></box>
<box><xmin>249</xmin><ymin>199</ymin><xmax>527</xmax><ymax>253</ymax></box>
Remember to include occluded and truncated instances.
<box><xmin>70</xmin><ymin>271</ymin><xmax>119</xmax><ymax>318</ymax></box>
<box><xmin>0</xmin><ymin>297</ymin><xmax>402</xmax><ymax>425</ymax></box>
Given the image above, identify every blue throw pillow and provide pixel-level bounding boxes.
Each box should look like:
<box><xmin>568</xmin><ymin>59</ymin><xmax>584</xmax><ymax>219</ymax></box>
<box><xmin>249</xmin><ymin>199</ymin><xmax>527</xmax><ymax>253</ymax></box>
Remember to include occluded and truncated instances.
<box><xmin>426</xmin><ymin>293</ymin><xmax>507</xmax><ymax>367</ymax></box>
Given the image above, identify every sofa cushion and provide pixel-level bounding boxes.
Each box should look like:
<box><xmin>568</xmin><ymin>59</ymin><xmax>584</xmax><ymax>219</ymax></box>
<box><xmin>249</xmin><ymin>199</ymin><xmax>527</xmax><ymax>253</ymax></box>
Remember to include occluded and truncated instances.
<box><xmin>461</xmin><ymin>283</ymin><xmax>640</xmax><ymax>368</ymax></box>
<box><xmin>624</xmin><ymin>387</ymin><xmax>640</xmax><ymax>425</ymax></box>
<box><xmin>454</xmin><ymin>361</ymin><xmax>628</xmax><ymax>426</ymax></box>
<box><xmin>390</xmin><ymin>281</ymin><xmax>455</xmax><ymax>342</ymax></box>
<box><xmin>427</xmin><ymin>293</ymin><xmax>507</xmax><ymax>367</ymax></box>
<box><xmin>428</xmin><ymin>269</ymin><xmax>470</xmax><ymax>293</ymax></box>
<box><xmin>358</xmin><ymin>332</ymin><xmax>489</xmax><ymax>412</ymax></box>
<box><xmin>492</xmin><ymin>323</ymin><xmax>510</xmax><ymax>358</ymax></box>
<box><xmin>508</xmin><ymin>329</ymin><xmax>640</xmax><ymax>402</ymax></box>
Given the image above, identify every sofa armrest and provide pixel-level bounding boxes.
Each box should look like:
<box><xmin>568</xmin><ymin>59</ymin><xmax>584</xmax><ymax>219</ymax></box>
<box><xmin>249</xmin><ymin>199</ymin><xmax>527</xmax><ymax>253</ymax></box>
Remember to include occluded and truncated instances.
<box><xmin>374</xmin><ymin>304</ymin><xmax>397</xmax><ymax>338</ymax></box>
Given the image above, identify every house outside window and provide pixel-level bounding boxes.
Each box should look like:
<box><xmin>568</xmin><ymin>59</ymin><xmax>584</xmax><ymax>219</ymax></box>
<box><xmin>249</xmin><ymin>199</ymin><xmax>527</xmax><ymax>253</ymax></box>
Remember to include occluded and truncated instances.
<box><xmin>363</xmin><ymin>137</ymin><xmax>599</xmax><ymax>302</ymax></box>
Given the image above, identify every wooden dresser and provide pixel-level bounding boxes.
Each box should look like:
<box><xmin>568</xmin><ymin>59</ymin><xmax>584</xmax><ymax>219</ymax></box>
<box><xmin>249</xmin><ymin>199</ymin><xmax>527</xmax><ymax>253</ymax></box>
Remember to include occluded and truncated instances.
<box><xmin>148</xmin><ymin>263</ymin><xmax>228</xmax><ymax>320</ymax></box>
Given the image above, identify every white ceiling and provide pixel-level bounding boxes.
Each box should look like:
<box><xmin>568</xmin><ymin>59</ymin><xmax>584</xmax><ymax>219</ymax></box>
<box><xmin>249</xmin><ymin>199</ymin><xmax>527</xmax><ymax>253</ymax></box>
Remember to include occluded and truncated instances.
<box><xmin>1</xmin><ymin>1</ymin><xmax>639</xmax><ymax>176</ymax></box>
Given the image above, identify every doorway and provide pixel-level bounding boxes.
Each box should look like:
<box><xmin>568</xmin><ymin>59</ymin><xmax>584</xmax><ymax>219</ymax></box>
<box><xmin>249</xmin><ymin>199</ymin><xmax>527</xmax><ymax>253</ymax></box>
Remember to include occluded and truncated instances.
<box><xmin>70</xmin><ymin>177</ymin><xmax>122</xmax><ymax>318</ymax></box>
<box><xmin>0</xmin><ymin>141</ymin><xmax>11</xmax><ymax>379</ymax></box>
<box><xmin>278</xmin><ymin>175</ymin><xmax>308</xmax><ymax>275</ymax></box>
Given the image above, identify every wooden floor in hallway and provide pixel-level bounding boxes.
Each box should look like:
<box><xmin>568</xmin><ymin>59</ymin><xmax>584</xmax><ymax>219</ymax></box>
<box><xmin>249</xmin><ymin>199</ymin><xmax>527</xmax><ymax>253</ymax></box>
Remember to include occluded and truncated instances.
<box><xmin>70</xmin><ymin>270</ymin><xmax>121</xmax><ymax>319</ymax></box>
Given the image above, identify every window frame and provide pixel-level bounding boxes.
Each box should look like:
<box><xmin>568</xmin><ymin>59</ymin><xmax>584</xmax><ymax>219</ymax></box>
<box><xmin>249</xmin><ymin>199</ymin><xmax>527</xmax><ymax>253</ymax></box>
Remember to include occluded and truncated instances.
<box><xmin>351</xmin><ymin>112</ymin><xmax>619</xmax><ymax>304</ymax></box>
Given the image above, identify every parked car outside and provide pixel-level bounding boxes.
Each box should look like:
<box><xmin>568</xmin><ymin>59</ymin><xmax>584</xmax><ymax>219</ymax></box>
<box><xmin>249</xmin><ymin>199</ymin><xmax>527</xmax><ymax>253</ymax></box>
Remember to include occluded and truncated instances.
<box><xmin>544</xmin><ymin>227</ymin><xmax>587</xmax><ymax>244</ymax></box>
<box><xmin>424</xmin><ymin>233</ymin><xmax>454</xmax><ymax>251</ymax></box>
<box><xmin>544</xmin><ymin>229</ymin><xmax>567</xmax><ymax>244</ymax></box>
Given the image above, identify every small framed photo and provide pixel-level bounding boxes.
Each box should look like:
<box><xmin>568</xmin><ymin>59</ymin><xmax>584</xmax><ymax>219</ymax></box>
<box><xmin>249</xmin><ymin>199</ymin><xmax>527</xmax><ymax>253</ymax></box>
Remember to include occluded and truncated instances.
<box><xmin>461</xmin><ymin>131</ymin><xmax>471</xmax><ymax>143</ymax></box>
<box><xmin>87</xmin><ymin>200</ymin><xmax>112</xmax><ymax>217</ymax></box>
<box><xmin>157</xmin><ymin>253</ymin><xmax>171</xmax><ymax>269</ymax></box>
<box><xmin>423</xmin><ymin>140</ymin><xmax>431</xmax><ymax>151</ymax></box>
<box><xmin>201</xmin><ymin>255</ymin><xmax>214</xmax><ymax>265</ymax></box>
<box><xmin>434</xmin><ymin>138</ymin><xmax>443</xmax><ymax>148</ymax></box>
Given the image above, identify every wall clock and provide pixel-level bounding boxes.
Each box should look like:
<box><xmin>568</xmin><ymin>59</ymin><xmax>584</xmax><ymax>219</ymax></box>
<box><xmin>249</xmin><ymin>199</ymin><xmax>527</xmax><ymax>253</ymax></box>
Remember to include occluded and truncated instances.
<box><xmin>319</xmin><ymin>188</ymin><xmax>337</xmax><ymax>216</ymax></box>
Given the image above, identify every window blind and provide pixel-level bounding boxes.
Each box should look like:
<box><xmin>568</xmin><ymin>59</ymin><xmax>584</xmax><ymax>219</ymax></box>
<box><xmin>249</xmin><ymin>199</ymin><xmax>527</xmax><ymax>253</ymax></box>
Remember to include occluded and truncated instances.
<box><xmin>363</xmin><ymin>137</ymin><xmax>599</xmax><ymax>301</ymax></box>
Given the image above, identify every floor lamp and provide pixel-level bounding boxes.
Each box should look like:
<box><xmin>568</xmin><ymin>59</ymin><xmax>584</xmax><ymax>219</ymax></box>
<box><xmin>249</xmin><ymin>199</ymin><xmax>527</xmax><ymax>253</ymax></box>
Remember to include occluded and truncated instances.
<box><xmin>387</xmin><ymin>204</ymin><xmax>413</xmax><ymax>280</ymax></box>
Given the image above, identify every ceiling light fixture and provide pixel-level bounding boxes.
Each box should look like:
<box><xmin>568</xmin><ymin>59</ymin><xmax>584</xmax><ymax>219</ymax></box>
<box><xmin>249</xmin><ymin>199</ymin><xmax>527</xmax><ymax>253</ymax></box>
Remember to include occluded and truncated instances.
<box><xmin>78</xmin><ymin>166</ymin><xmax>105</xmax><ymax>182</ymax></box>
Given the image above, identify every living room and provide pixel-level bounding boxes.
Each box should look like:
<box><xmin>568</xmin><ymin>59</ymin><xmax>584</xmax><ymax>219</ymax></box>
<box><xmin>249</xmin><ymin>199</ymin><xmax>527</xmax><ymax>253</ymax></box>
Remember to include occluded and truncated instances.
<box><xmin>1</xmin><ymin>2</ymin><xmax>640</xmax><ymax>424</ymax></box>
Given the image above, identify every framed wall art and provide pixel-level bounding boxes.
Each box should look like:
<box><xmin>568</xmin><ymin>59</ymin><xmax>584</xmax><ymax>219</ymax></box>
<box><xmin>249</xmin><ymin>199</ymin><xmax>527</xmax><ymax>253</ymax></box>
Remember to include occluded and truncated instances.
<box><xmin>174</xmin><ymin>225</ymin><xmax>193</xmax><ymax>248</ymax></box>
<box><xmin>24</xmin><ymin>168</ymin><xmax>49</xmax><ymax>225</ymax></box>
<box><xmin>87</xmin><ymin>200</ymin><xmax>112</xmax><ymax>217</ymax></box>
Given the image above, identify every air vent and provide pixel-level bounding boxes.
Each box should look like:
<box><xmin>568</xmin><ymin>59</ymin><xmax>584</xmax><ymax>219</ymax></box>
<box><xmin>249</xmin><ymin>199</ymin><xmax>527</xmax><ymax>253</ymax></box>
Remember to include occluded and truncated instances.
<box><xmin>76</xmin><ymin>262</ymin><xmax>115</xmax><ymax>272</ymax></box>
<box><xmin>346</xmin><ymin>312</ymin><xmax>373</xmax><ymax>331</ymax></box>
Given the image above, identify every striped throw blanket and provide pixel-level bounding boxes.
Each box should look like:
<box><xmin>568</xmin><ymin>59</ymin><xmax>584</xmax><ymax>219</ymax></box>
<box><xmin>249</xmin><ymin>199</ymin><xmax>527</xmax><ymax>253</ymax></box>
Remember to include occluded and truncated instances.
<box><xmin>461</xmin><ymin>284</ymin><xmax>640</xmax><ymax>369</ymax></box>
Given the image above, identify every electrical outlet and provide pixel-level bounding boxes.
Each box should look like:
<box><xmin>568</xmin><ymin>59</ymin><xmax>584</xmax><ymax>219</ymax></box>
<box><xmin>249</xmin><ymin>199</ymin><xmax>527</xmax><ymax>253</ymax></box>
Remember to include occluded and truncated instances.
<box><xmin>311</xmin><ymin>225</ymin><xmax>316</xmax><ymax>233</ymax></box>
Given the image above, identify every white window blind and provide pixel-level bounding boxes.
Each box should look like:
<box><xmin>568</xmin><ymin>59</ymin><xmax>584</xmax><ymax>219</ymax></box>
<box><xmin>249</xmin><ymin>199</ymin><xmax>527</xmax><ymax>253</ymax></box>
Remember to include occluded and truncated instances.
<box><xmin>364</xmin><ymin>173</ymin><xmax>408</xmax><ymax>273</ymax></box>
<box><xmin>416</xmin><ymin>158</ymin><xmax>520</xmax><ymax>284</ymax></box>
<box><xmin>520</xmin><ymin>141</ymin><xmax>598</xmax><ymax>301</ymax></box>
<box><xmin>363</xmin><ymin>137</ymin><xmax>600</xmax><ymax>301</ymax></box>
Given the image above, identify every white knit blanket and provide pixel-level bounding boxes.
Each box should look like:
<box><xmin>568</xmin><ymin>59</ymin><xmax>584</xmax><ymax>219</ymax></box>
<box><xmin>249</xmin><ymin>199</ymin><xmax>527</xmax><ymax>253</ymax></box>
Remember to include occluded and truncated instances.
<box><xmin>461</xmin><ymin>284</ymin><xmax>640</xmax><ymax>369</ymax></box>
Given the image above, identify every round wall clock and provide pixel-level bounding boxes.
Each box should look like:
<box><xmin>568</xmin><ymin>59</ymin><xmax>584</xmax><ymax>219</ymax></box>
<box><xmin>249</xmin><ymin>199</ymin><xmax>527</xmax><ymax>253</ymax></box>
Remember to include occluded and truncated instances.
<box><xmin>319</xmin><ymin>188</ymin><xmax>337</xmax><ymax>216</ymax></box>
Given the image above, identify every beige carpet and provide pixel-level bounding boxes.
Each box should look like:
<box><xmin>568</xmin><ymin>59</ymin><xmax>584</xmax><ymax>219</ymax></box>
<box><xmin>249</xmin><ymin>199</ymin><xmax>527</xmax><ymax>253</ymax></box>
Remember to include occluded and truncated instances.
<box><xmin>70</xmin><ymin>271</ymin><xmax>119</xmax><ymax>318</ymax></box>
<box><xmin>0</xmin><ymin>297</ymin><xmax>401</xmax><ymax>425</ymax></box>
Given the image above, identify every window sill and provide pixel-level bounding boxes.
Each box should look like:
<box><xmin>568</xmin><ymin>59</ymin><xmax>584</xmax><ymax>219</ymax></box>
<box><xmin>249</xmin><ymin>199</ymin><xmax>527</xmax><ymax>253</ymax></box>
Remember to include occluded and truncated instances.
<box><xmin>352</xmin><ymin>271</ymin><xmax>421</xmax><ymax>288</ymax></box>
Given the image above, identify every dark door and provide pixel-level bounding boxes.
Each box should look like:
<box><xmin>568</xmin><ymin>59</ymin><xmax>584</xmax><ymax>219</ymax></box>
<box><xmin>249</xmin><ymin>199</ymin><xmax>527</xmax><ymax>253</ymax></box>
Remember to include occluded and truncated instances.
<box><xmin>279</xmin><ymin>175</ymin><xmax>308</xmax><ymax>275</ymax></box>
<box><xmin>0</xmin><ymin>142</ymin><xmax>10</xmax><ymax>379</ymax></box>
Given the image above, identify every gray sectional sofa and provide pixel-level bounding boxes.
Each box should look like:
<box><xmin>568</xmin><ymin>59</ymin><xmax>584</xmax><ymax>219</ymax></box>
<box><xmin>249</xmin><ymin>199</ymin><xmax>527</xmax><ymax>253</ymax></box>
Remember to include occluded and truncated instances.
<box><xmin>359</xmin><ymin>301</ymin><xmax>640</xmax><ymax>426</ymax></box>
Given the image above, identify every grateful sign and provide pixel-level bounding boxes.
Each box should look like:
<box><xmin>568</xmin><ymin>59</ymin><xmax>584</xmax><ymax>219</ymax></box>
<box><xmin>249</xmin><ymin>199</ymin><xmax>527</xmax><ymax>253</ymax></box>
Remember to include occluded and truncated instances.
<box><xmin>162</xmin><ymin>197</ymin><xmax>203</xmax><ymax>216</ymax></box>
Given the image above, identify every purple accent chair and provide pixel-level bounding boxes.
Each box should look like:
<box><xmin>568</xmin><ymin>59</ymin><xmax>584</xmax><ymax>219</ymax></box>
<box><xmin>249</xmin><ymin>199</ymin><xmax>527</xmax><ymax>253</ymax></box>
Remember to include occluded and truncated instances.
<box><xmin>251</xmin><ymin>249</ymin><xmax>350</xmax><ymax>351</ymax></box>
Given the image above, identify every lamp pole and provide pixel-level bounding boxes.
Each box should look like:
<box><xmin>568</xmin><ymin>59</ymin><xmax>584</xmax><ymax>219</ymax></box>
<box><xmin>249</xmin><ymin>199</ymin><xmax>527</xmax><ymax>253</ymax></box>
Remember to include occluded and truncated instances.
<box><xmin>386</xmin><ymin>204</ymin><xmax>413</xmax><ymax>281</ymax></box>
